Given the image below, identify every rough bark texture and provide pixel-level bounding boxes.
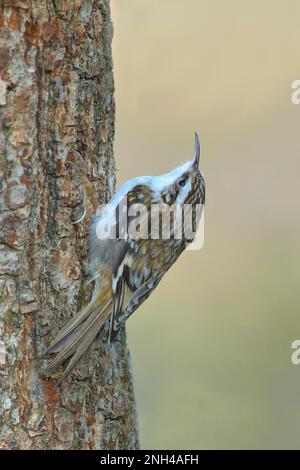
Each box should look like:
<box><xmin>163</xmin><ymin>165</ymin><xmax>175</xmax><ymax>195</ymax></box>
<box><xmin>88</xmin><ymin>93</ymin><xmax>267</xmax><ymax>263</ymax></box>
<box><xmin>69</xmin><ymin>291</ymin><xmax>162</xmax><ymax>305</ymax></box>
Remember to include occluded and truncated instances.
<box><xmin>0</xmin><ymin>0</ymin><xmax>139</xmax><ymax>450</ymax></box>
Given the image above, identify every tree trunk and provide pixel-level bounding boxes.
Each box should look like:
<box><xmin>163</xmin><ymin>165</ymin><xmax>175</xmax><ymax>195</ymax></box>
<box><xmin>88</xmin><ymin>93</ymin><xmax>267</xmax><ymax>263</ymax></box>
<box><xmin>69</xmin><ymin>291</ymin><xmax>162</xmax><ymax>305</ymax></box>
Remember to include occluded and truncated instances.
<box><xmin>0</xmin><ymin>0</ymin><xmax>139</xmax><ymax>450</ymax></box>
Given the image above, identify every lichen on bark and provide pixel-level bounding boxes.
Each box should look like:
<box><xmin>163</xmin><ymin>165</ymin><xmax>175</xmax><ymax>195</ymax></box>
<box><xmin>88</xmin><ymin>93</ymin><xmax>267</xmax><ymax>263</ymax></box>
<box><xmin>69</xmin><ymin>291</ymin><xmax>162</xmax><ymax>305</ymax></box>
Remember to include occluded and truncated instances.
<box><xmin>0</xmin><ymin>0</ymin><xmax>139</xmax><ymax>450</ymax></box>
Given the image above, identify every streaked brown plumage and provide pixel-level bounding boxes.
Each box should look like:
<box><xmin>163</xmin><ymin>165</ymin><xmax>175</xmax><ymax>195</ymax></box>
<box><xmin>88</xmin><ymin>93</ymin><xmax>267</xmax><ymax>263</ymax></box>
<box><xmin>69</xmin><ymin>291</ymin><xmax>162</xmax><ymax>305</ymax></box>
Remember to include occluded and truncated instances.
<box><xmin>45</xmin><ymin>133</ymin><xmax>205</xmax><ymax>383</ymax></box>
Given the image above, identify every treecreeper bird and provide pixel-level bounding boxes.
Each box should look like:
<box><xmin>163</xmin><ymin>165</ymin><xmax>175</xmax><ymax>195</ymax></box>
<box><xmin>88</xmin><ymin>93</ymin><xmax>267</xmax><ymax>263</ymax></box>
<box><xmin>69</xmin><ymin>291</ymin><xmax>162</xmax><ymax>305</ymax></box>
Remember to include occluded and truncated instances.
<box><xmin>45</xmin><ymin>133</ymin><xmax>206</xmax><ymax>383</ymax></box>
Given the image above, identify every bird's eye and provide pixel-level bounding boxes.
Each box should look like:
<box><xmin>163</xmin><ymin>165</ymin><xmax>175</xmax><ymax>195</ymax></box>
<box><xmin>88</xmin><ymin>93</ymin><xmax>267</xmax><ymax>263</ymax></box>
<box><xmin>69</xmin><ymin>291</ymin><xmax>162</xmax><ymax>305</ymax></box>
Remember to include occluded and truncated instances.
<box><xmin>179</xmin><ymin>179</ymin><xmax>186</xmax><ymax>187</ymax></box>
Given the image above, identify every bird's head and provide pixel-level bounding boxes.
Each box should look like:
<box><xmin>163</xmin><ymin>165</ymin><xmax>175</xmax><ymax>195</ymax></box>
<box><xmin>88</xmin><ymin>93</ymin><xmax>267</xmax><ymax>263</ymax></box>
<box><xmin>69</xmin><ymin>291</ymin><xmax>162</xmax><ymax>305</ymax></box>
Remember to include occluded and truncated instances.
<box><xmin>151</xmin><ymin>133</ymin><xmax>205</xmax><ymax>208</ymax></box>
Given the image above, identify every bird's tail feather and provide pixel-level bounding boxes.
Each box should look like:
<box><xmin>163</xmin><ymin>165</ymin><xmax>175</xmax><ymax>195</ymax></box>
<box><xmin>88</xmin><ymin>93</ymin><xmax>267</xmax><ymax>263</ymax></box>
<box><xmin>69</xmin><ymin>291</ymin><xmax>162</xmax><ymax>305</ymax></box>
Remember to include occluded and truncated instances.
<box><xmin>45</xmin><ymin>295</ymin><xmax>112</xmax><ymax>384</ymax></box>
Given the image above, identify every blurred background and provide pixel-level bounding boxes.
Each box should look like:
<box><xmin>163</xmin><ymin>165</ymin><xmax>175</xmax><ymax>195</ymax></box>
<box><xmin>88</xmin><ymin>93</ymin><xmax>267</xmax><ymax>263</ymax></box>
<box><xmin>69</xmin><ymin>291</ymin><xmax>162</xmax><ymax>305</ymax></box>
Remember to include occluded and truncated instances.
<box><xmin>111</xmin><ymin>0</ymin><xmax>300</xmax><ymax>449</ymax></box>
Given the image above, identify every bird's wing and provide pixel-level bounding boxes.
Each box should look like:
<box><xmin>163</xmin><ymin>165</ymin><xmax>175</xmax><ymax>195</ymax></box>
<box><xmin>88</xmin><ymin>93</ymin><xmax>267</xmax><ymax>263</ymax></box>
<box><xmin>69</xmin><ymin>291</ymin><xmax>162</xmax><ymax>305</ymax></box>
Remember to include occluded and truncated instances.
<box><xmin>110</xmin><ymin>272</ymin><xmax>163</xmax><ymax>341</ymax></box>
<box><xmin>109</xmin><ymin>238</ymin><xmax>132</xmax><ymax>341</ymax></box>
<box><xmin>108</xmin><ymin>236</ymin><xmax>164</xmax><ymax>341</ymax></box>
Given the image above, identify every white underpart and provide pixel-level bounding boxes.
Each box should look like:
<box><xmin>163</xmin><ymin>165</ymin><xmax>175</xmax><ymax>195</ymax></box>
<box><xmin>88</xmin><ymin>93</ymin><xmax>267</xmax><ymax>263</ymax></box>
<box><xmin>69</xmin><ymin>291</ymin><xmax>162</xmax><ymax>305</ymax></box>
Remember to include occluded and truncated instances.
<box><xmin>149</xmin><ymin>161</ymin><xmax>192</xmax><ymax>194</ymax></box>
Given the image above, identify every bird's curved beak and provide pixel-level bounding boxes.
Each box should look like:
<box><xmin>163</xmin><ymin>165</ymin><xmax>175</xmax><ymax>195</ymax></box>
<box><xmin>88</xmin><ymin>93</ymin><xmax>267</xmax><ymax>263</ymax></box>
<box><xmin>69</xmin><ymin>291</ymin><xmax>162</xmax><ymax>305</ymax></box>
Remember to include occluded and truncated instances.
<box><xmin>192</xmin><ymin>132</ymin><xmax>200</xmax><ymax>168</ymax></box>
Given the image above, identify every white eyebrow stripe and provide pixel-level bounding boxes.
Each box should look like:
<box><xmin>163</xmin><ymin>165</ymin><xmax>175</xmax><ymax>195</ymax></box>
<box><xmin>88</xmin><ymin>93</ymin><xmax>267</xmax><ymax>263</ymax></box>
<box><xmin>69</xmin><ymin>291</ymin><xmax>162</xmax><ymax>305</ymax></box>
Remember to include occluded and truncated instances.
<box><xmin>149</xmin><ymin>161</ymin><xmax>191</xmax><ymax>193</ymax></box>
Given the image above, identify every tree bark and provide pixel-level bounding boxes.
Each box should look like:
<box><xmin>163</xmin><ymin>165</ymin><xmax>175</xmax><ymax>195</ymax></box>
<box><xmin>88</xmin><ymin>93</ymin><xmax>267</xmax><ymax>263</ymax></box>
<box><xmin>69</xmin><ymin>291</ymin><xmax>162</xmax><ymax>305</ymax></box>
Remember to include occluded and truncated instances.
<box><xmin>0</xmin><ymin>0</ymin><xmax>139</xmax><ymax>450</ymax></box>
